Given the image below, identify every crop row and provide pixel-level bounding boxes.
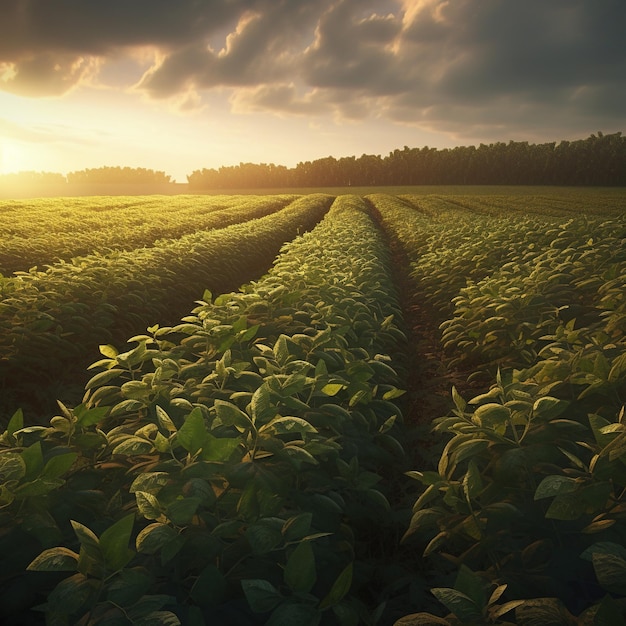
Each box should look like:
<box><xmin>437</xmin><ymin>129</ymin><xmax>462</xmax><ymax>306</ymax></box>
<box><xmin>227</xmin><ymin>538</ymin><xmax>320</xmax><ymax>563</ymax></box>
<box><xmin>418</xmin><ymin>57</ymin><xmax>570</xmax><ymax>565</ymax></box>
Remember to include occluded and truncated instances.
<box><xmin>0</xmin><ymin>195</ymin><xmax>298</xmax><ymax>275</ymax></box>
<box><xmin>0</xmin><ymin>195</ymin><xmax>331</xmax><ymax>419</ymax></box>
<box><xmin>398</xmin><ymin>188</ymin><xmax>626</xmax><ymax>219</ymax></box>
<box><xmin>370</xmin><ymin>193</ymin><xmax>626</xmax><ymax>623</ymax></box>
<box><xmin>0</xmin><ymin>195</ymin><xmax>409</xmax><ymax>625</ymax></box>
<box><xmin>439</xmin><ymin>214</ymin><xmax>625</xmax><ymax>375</ymax></box>
<box><xmin>369</xmin><ymin>194</ymin><xmax>617</xmax><ymax>327</ymax></box>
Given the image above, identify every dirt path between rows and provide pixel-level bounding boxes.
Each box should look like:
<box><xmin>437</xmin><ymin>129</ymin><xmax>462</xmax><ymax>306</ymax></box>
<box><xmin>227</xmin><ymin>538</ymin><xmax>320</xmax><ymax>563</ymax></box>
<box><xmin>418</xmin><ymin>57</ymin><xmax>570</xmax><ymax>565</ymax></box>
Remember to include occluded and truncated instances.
<box><xmin>366</xmin><ymin>200</ymin><xmax>484</xmax><ymax>469</ymax></box>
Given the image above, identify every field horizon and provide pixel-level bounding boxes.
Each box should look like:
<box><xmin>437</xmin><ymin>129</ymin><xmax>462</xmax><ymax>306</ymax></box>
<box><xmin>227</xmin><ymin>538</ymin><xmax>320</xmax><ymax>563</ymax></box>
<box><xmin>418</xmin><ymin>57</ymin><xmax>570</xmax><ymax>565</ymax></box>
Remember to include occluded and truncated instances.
<box><xmin>3</xmin><ymin>182</ymin><xmax>626</xmax><ymax>201</ymax></box>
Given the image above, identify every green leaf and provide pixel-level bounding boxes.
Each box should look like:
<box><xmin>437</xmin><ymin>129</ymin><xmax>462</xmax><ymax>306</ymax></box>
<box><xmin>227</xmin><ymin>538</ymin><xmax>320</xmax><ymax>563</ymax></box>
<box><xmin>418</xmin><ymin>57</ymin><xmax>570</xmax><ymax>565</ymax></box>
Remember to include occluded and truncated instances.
<box><xmin>27</xmin><ymin>547</ymin><xmax>79</xmax><ymax>571</ymax></box>
<box><xmin>0</xmin><ymin>452</ymin><xmax>26</xmax><ymax>483</ymax></box>
<box><xmin>545</xmin><ymin>493</ymin><xmax>585</xmax><ymax>520</ymax></box>
<box><xmin>135</xmin><ymin>491</ymin><xmax>163</xmax><ymax>520</ymax></box>
<box><xmin>85</xmin><ymin>368</ymin><xmax>125</xmax><ymax>390</ymax></box>
<box><xmin>592</xmin><ymin>553</ymin><xmax>626</xmax><ymax>595</ymax></box>
<box><xmin>452</xmin><ymin>386</ymin><xmax>467</xmax><ymax>412</ymax></box>
<box><xmin>514</xmin><ymin>597</ymin><xmax>575</xmax><ymax>625</ymax></box>
<box><xmin>491</xmin><ymin>601</ymin><xmax>525</xmax><ymax>619</ymax></box>
<box><xmin>14</xmin><ymin>477</ymin><xmax>64</xmax><ymax>496</ymax></box>
<box><xmin>127</xmin><ymin>594</ymin><xmax>173</xmax><ymax>617</ymax></box>
<box><xmin>214</xmin><ymin>399</ymin><xmax>253</xmax><ymax>431</ymax></box>
<box><xmin>582</xmin><ymin>518</ymin><xmax>616</xmax><ymax>534</ymax></box>
<box><xmin>100</xmin><ymin>513</ymin><xmax>135</xmax><ymax>571</ymax></box>
<box><xmin>177</xmin><ymin>408</ymin><xmax>208</xmax><ymax>455</ymax></box>
<box><xmin>463</xmin><ymin>460</ymin><xmax>483</xmax><ymax>501</ymax></box>
<box><xmin>284</xmin><ymin>540</ymin><xmax>316</xmax><ymax>593</ymax></box>
<box><xmin>379</xmin><ymin>415</ymin><xmax>397</xmax><ymax>434</ymax></box>
<box><xmin>240</xmin><ymin>323</ymin><xmax>260</xmax><ymax>342</ymax></box>
<box><xmin>321</xmin><ymin>383</ymin><xmax>345</xmax><ymax>396</ymax></box>
<box><xmin>21</xmin><ymin>441</ymin><xmax>44</xmax><ymax>480</ymax></box>
<box><xmin>250</xmin><ymin>384</ymin><xmax>272</xmax><ymax>421</ymax></box>
<box><xmin>42</xmin><ymin>452</ymin><xmax>78</xmax><ymax>479</ymax></box>
<box><xmin>136</xmin><ymin>523</ymin><xmax>178</xmax><ymax>555</ymax></box>
<box><xmin>282</xmin><ymin>513</ymin><xmax>313</xmax><ymax>542</ymax></box>
<box><xmin>241</xmin><ymin>579</ymin><xmax>283</xmax><ymax>613</ymax></box>
<box><xmin>99</xmin><ymin>344</ymin><xmax>119</xmax><ymax>359</ymax></box>
<box><xmin>261</xmin><ymin>416</ymin><xmax>317</xmax><ymax>436</ymax></box>
<box><xmin>532</xmin><ymin>396</ymin><xmax>569</xmax><ymax>420</ymax></box>
<box><xmin>585</xmin><ymin>595</ymin><xmax>626</xmax><ymax>626</ymax></box>
<box><xmin>110</xmin><ymin>399</ymin><xmax>145</xmax><ymax>416</ymax></box>
<box><xmin>112</xmin><ymin>436</ymin><xmax>154</xmax><ymax>456</ymax></box>
<box><xmin>382</xmin><ymin>387</ymin><xmax>406</xmax><ymax>400</ymax></box>
<box><xmin>533</xmin><ymin>475</ymin><xmax>577</xmax><ymax>500</ymax></box>
<box><xmin>106</xmin><ymin>568</ymin><xmax>153</xmax><ymax>607</ymax></box>
<box><xmin>609</xmin><ymin>353</ymin><xmax>626</xmax><ymax>383</ymax></box>
<box><xmin>71</xmin><ymin>520</ymin><xmax>101</xmax><ymax>560</ymax></box>
<box><xmin>581</xmin><ymin>541</ymin><xmax>626</xmax><ymax>563</ymax></box>
<box><xmin>473</xmin><ymin>403</ymin><xmax>510</xmax><ymax>433</ymax></box>
<box><xmin>5</xmin><ymin>408</ymin><xmax>24</xmax><ymax>441</ymax></box>
<box><xmin>454</xmin><ymin>565</ymin><xmax>486</xmax><ymax>608</ymax></box>
<box><xmin>190</xmin><ymin>564</ymin><xmax>227</xmax><ymax>607</ymax></box>
<box><xmin>246</xmin><ymin>522</ymin><xmax>283</xmax><ymax>555</ymax></box>
<box><xmin>320</xmin><ymin>562</ymin><xmax>353</xmax><ymax>609</ymax></box>
<box><xmin>75</xmin><ymin>405</ymin><xmax>109</xmax><ymax>427</ymax></box>
<box><xmin>130</xmin><ymin>472</ymin><xmax>170</xmax><ymax>495</ymax></box>
<box><xmin>273</xmin><ymin>335</ymin><xmax>291</xmax><ymax>365</ymax></box>
<box><xmin>469</xmin><ymin>388</ymin><xmax>501</xmax><ymax>405</ymax></box>
<box><xmin>589</xmin><ymin>413</ymin><xmax>614</xmax><ymax>447</ymax></box>
<box><xmin>430</xmin><ymin>588</ymin><xmax>481</xmax><ymax>622</ymax></box>
<box><xmin>155</xmin><ymin>406</ymin><xmax>177</xmax><ymax>434</ymax></box>
<box><xmin>47</xmin><ymin>572</ymin><xmax>97</xmax><ymax>615</ymax></box>
<box><xmin>202</xmin><ymin>433</ymin><xmax>241</xmax><ymax>462</ymax></box>
<box><xmin>166</xmin><ymin>497</ymin><xmax>201</xmax><ymax>525</ymax></box>
<box><xmin>452</xmin><ymin>439</ymin><xmax>490</xmax><ymax>466</ymax></box>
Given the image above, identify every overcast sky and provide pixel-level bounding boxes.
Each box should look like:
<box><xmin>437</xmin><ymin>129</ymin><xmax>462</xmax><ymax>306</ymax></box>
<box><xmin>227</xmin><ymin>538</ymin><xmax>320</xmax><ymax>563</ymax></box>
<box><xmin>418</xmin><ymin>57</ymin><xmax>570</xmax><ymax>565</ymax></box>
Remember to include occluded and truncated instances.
<box><xmin>1</xmin><ymin>0</ymin><xmax>625</xmax><ymax>182</ymax></box>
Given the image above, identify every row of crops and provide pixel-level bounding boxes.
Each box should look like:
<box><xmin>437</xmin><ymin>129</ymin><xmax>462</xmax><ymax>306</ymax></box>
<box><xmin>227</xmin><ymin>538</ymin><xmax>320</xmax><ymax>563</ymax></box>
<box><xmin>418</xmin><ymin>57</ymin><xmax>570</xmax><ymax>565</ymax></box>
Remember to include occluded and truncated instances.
<box><xmin>0</xmin><ymin>195</ymin><xmax>299</xmax><ymax>275</ymax></box>
<box><xmin>0</xmin><ymin>195</ymin><xmax>332</xmax><ymax>418</ymax></box>
<box><xmin>0</xmin><ymin>195</ymin><xmax>410</xmax><ymax>625</ymax></box>
<box><xmin>0</xmin><ymin>190</ymin><xmax>625</xmax><ymax>624</ymax></box>
<box><xmin>369</xmin><ymin>194</ymin><xmax>626</xmax><ymax>624</ymax></box>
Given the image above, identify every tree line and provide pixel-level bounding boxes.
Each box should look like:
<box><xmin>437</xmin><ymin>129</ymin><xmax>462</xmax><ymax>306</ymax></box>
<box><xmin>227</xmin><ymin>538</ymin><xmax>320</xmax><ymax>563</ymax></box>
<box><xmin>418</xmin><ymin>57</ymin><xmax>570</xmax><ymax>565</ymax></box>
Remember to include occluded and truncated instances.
<box><xmin>1</xmin><ymin>132</ymin><xmax>625</xmax><ymax>190</ymax></box>
<box><xmin>188</xmin><ymin>132</ymin><xmax>626</xmax><ymax>188</ymax></box>
<box><xmin>0</xmin><ymin>166</ymin><xmax>172</xmax><ymax>187</ymax></box>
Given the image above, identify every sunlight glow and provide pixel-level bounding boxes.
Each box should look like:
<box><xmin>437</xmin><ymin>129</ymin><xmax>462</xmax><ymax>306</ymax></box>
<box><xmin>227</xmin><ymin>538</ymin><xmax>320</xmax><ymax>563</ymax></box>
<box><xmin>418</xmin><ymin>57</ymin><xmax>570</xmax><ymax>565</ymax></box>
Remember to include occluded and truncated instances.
<box><xmin>0</xmin><ymin>63</ymin><xmax>17</xmax><ymax>84</ymax></box>
<box><xmin>0</xmin><ymin>139</ymin><xmax>33</xmax><ymax>174</ymax></box>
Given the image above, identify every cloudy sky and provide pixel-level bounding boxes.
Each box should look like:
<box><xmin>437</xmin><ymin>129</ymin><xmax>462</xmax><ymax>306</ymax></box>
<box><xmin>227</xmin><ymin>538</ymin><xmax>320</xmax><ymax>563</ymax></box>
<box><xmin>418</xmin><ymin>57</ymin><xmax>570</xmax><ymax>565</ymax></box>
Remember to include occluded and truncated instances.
<box><xmin>1</xmin><ymin>0</ymin><xmax>625</xmax><ymax>182</ymax></box>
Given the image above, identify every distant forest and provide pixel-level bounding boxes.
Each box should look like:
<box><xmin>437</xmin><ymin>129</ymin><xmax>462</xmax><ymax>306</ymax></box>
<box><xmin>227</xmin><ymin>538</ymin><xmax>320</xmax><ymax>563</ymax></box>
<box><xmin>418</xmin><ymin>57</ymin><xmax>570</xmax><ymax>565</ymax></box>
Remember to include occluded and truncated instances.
<box><xmin>2</xmin><ymin>132</ymin><xmax>625</xmax><ymax>189</ymax></box>
<box><xmin>188</xmin><ymin>132</ymin><xmax>626</xmax><ymax>187</ymax></box>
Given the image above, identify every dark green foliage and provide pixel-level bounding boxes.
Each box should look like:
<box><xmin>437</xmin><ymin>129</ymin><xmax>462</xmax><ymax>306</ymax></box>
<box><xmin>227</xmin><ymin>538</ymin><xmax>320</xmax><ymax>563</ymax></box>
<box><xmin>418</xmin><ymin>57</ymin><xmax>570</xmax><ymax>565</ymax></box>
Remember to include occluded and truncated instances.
<box><xmin>393</xmin><ymin>198</ymin><xmax>626</xmax><ymax>623</ymax></box>
<box><xmin>2</xmin><ymin>191</ymin><xmax>626</xmax><ymax>624</ymax></box>
<box><xmin>1</xmin><ymin>195</ymin><xmax>408</xmax><ymax>624</ymax></box>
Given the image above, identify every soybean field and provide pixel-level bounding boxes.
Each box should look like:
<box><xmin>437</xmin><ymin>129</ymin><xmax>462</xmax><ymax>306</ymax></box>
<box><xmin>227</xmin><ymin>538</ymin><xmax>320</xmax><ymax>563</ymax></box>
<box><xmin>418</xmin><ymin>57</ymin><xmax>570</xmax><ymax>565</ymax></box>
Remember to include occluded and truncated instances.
<box><xmin>1</xmin><ymin>188</ymin><xmax>625</xmax><ymax>625</ymax></box>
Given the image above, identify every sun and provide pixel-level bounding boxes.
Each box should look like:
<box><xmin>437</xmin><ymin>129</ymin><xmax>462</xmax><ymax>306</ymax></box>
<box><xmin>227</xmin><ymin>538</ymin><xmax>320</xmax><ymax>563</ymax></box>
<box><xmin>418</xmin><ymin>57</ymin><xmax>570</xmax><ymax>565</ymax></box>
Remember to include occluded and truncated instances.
<box><xmin>0</xmin><ymin>138</ymin><xmax>34</xmax><ymax>174</ymax></box>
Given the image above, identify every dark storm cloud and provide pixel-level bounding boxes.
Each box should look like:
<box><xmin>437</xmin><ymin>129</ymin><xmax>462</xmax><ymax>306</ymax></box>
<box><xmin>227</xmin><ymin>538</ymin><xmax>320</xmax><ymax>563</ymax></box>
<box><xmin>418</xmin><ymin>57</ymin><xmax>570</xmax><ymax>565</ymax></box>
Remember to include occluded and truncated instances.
<box><xmin>1</xmin><ymin>0</ymin><xmax>624</xmax><ymax>138</ymax></box>
<box><xmin>384</xmin><ymin>0</ymin><xmax>626</xmax><ymax>137</ymax></box>
<box><xmin>137</xmin><ymin>1</ymin><xmax>336</xmax><ymax>96</ymax></box>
